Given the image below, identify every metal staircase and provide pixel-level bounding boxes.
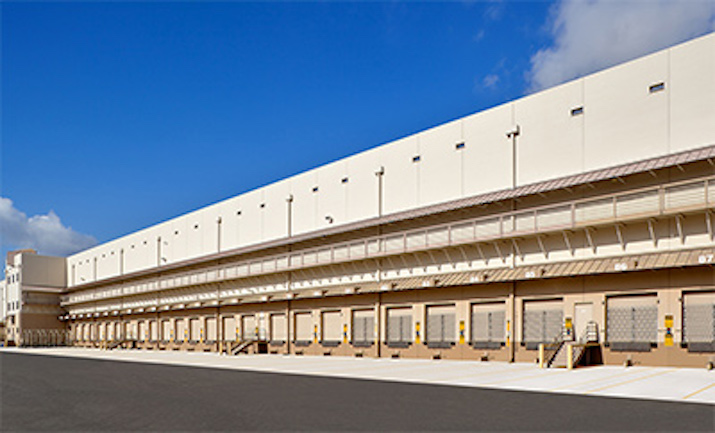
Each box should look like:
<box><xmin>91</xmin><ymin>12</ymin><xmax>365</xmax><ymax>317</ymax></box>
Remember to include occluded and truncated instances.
<box><xmin>546</xmin><ymin>321</ymin><xmax>600</xmax><ymax>368</ymax></box>
<box><xmin>106</xmin><ymin>339</ymin><xmax>137</xmax><ymax>350</ymax></box>
<box><xmin>225</xmin><ymin>339</ymin><xmax>267</xmax><ymax>355</ymax></box>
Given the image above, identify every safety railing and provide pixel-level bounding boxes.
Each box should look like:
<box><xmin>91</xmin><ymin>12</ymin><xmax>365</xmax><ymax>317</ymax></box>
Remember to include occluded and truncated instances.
<box><xmin>62</xmin><ymin>175</ymin><xmax>715</xmax><ymax>307</ymax></box>
<box><xmin>20</xmin><ymin>329</ymin><xmax>70</xmax><ymax>347</ymax></box>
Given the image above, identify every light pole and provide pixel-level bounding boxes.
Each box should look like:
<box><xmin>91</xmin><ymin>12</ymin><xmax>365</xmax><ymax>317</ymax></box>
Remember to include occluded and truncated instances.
<box><xmin>506</xmin><ymin>125</ymin><xmax>520</xmax><ymax>363</ymax></box>
<box><xmin>506</xmin><ymin>125</ymin><xmax>520</xmax><ymax>189</ymax></box>
<box><xmin>374</xmin><ymin>166</ymin><xmax>385</xmax><ymax>358</ymax></box>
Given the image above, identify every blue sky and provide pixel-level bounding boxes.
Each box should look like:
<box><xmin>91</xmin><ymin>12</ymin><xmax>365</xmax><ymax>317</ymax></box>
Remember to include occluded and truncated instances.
<box><xmin>2</xmin><ymin>1</ymin><xmax>714</xmax><ymax>263</ymax></box>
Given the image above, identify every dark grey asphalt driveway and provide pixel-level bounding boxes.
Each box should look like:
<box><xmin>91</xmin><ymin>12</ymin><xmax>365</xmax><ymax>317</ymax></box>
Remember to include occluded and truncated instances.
<box><xmin>1</xmin><ymin>352</ymin><xmax>712</xmax><ymax>431</ymax></box>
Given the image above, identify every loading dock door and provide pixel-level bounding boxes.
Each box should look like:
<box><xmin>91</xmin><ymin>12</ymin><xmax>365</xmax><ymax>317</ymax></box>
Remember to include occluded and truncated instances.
<box><xmin>162</xmin><ymin>320</ymin><xmax>171</xmax><ymax>341</ymax></box>
<box><xmin>189</xmin><ymin>319</ymin><xmax>201</xmax><ymax>342</ymax></box>
<box><xmin>322</xmin><ymin>311</ymin><xmax>342</xmax><ymax>345</ymax></box>
<box><xmin>242</xmin><ymin>315</ymin><xmax>256</xmax><ymax>340</ymax></box>
<box><xmin>294</xmin><ymin>312</ymin><xmax>312</xmax><ymax>345</ymax></box>
<box><xmin>206</xmin><ymin>318</ymin><xmax>217</xmax><ymax>342</ymax></box>
<box><xmin>150</xmin><ymin>321</ymin><xmax>158</xmax><ymax>341</ymax></box>
<box><xmin>223</xmin><ymin>317</ymin><xmax>237</xmax><ymax>341</ymax></box>
<box><xmin>139</xmin><ymin>321</ymin><xmax>147</xmax><ymax>341</ymax></box>
<box><xmin>176</xmin><ymin>319</ymin><xmax>187</xmax><ymax>342</ymax></box>
<box><xmin>523</xmin><ymin>299</ymin><xmax>563</xmax><ymax>349</ymax></box>
<box><xmin>387</xmin><ymin>307</ymin><xmax>412</xmax><ymax>347</ymax></box>
<box><xmin>607</xmin><ymin>295</ymin><xmax>657</xmax><ymax>351</ymax></box>
<box><xmin>352</xmin><ymin>309</ymin><xmax>375</xmax><ymax>346</ymax></box>
<box><xmin>471</xmin><ymin>302</ymin><xmax>505</xmax><ymax>349</ymax></box>
<box><xmin>270</xmin><ymin>314</ymin><xmax>287</xmax><ymax>344</ymax></box>
<box><xmin>427</xmin><ymin>305</ymin><xmax>456</xmax><ymax>348</ymax></box>
<box><xmin>684</xmin><ymin>291</ymin><xmax>715</xmax><ymax>352</ymax></box>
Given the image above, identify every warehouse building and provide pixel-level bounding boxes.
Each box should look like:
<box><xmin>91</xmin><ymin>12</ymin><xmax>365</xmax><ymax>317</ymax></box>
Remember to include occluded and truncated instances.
<box><xmin>3</xmin><ymin>33</ymin><xmax>715</xmax><ymax>367</ymax></box>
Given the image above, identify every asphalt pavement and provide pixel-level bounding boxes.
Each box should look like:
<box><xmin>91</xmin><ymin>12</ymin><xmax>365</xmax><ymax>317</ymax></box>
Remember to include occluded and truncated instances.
<box><xmin>1</xmin><ymin>352</ymin><xmax>713</xmax><ymax>431</ymax></box>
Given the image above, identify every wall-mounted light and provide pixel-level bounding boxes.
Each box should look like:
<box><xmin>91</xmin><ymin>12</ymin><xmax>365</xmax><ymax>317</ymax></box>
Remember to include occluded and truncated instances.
<box><xmin>506</xmin><ymin>125</ymin><xmax>520</xmax><ymax>139</ymax></box>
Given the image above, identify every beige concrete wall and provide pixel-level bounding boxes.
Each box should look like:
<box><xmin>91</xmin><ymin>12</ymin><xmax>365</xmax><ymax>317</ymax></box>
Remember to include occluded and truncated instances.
<box><xmin>20</xmin><ymin>254</ymin><xmax>66</xmax><ymax>288</ymax></box>
<box><xmin>67</xmin><ymin>33</ymin><xmax>715</xmax><ymax>287</ymax></box>
<box><xmin>70</xmin><ymin>266</ymin><xmax>715</xmax><ymax>367</ymax></box>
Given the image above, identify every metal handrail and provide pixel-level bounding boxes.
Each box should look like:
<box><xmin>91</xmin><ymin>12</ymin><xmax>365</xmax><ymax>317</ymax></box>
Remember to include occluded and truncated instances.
<box><xmin>62</xmin><ymin>174</ymin><xmax>715</xmax><ymax>307</ymax></box>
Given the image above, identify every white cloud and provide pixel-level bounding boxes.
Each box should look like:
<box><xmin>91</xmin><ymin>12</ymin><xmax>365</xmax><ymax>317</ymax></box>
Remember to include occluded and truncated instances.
<box><xmin>482</xmin><ymin>74</ymin><xmax>500</xmax><ymax>88</ymax></box>
<box><xmin>0</xmin><ymin>197</ymin><xmax>97</xmax><ymax>257</ymax></box>
<box><xmin>528</xmin><ymin>0</ymin><xmax>715</xmax><ymax>91</ymax></box>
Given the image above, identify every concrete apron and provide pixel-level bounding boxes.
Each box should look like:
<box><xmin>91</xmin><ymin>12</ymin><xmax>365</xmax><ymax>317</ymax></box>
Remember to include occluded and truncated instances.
<box><xmin>3</xmin><ymin>347</ymin><xmax>714</xmax><ymax>405</ymax></box>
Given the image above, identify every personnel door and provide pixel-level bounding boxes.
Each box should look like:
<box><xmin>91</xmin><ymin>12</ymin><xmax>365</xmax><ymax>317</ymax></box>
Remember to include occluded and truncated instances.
<box><xmin>574</xmin><ymin>303</ymin><xmax>594</xmax><ymax>343</ymax></box>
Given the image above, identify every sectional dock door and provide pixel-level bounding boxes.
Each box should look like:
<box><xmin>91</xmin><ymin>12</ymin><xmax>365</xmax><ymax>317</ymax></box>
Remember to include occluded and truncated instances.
<box><xmin>189</xmin><ymin>318</ymin><xmax>201</xmax><ymax>342</ymax></box>
<box><xmin>607</xmin><ymin>294</ymin><xmax>657</xmax><ymax>351</ymax></box>
<box><xmin>150</xmin><ymin>321</ymin><xmax>158</xmax><ymax>342</ymax></box>
<box><xmin>387</xmin><ymin>307</ymin><xmax>412</xmax><ymax>347</ymax></box>
<box><xmin>523</xmin><ymin>299</ymin><xmax>563</xmax><ymax>349</ymax></box>
<box><xmin>270</xmin><ymin>313</ymin><xmax>287</xmax><ymax>345</ymax></box>
<box><xmin>223</xmin><ymin>317</ymin><xmax>237</xmax><ymax>342</ymax></box>
<box><xmin>471</xmin><ymin>302</ymin><xmax>505</xmax><ymax>349</ymax></box>
<box><xmin>683</xmin><ymin>291</ymin><xmax>715</xmax><ymax>352</ymax></box>
<box><xmin>242</xmin><ymin>315</ymin><xmax>257</xmax><ymax>340</ymax></box>
<box><xmin>294</xmin><ymin>312</ymin><xmax>312</xmax><ymax>345</ymax></box>
<box><xmin>206</xmin><ymin>318</ymin><xmax>217</xmax><ymax>343</ymax></box>
<box><xmin>138</xmin><ymin>321</ymin><xmax>147</xmax><ymax>342</ymax></box>
<box><xmin>322</xmin><ymin>311</ymin><xmax>342</xmax><ymax>346</ymax></box>
<box><xmin>426</xmin><ymin>305</ymin><xmax>456</xmax><ymax>348</ymax></box>
<box><xmin>161</xmin><ymin>320</ymin><xmax>172</xmax><ymax>341</ymax></box>
<box><xmin>352</xmin><ymin>309</ymin><xmax>375</xmax><ymax>346</ymax></box>
<box><xmin>176</xmin><ymin>319</ymin><xmax>187</xmax><ymax>342</ymax></box>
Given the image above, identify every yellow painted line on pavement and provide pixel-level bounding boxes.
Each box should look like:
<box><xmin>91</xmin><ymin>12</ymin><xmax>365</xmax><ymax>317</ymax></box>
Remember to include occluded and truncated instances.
<box><xmin>585</xmin><ymin>368</ymin><xmax>676</xmax><ymax>394</ymax></box>
<box><xmin>549</xmin><ymin>369</ymin><xmax>646</xmax><ymax>391</ymax></box>
<box><xmin>481</xmin><ymin>370</ymin><xmax>557</xmax><ymax>385</ymax></box>
<box><xmin>682</xmin><ymin>381</ymin><xmax>715</xmax><ymax>400</ymax></box>
<box><xmin>429</xmin><ymin>366</ymin><xmax>537</xmax><ymax>382</ymax></box>
<box><xmin>332</xmin><ymin>362</ymin><xmax>443</xmax><ymax>375</ymax></box>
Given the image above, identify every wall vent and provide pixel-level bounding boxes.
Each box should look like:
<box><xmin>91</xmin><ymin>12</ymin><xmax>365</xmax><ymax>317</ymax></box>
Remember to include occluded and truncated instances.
<box><xmin>649</xmin><ymin>82</ymin><xmax>665</xmax><ymax>93</ymax></box>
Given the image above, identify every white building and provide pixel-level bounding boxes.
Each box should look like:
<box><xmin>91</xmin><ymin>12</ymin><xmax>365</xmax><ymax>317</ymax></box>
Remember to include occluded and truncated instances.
<box><xmin>6</xmin><ymin>33</ymin><xmax>715</xmax><ymax>366</ymax></box>
<box><xmin>2</xmin><ymin>250</ymin><xmax>67</xmax><ymax>346</ymax></box>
